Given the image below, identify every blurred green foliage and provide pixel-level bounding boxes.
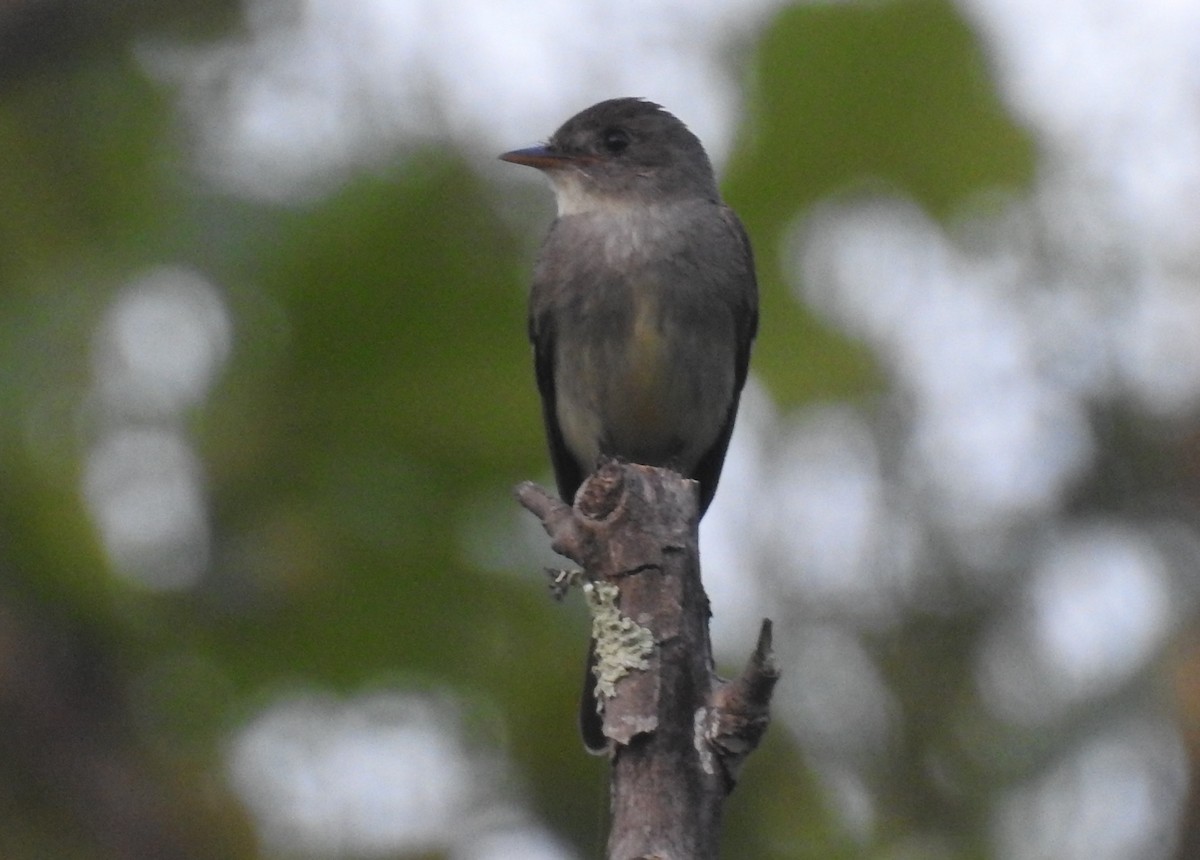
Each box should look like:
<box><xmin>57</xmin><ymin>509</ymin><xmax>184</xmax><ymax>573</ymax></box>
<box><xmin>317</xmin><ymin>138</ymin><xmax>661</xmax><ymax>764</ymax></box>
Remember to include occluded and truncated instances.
<box><xmin>728</xmin><ymin>0</ymin><xmax>1034</xmax><ymax>409</ymax></box>
<box><xmin>0</xmin><ymin>0</ymin><xmax>1042</xmax><ymax>857</ymax></box>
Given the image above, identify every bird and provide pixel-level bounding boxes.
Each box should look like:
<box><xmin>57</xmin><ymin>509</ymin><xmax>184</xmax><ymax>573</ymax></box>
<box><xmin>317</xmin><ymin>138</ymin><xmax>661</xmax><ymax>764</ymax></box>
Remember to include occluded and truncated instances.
<box><xmin>500</xmin><ymin>97</ymin><xmax>758</xmax><ymax>751</ymax></box>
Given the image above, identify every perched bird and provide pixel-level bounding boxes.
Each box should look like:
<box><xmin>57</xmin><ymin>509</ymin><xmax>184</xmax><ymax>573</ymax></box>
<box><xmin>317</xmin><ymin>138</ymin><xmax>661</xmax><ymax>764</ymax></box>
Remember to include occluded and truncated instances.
<box><xmin>501</xmin><ymin>97</ymin><xmax>757</xmax><ymax>750</ymax></box>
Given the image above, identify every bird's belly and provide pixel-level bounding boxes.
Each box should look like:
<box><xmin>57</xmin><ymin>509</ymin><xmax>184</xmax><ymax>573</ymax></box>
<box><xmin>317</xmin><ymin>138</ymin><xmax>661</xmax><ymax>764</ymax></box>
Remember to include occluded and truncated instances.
<box><xmin>555</xmin><ymin>313</ymin><xmax>731</xmax><ymax>474</ymax></box>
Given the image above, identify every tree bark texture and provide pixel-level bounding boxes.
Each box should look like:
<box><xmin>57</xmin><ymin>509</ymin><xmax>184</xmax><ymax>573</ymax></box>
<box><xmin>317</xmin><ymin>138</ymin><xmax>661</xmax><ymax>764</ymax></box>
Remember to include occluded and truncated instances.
<box><xmin>517</xmin><ymin>461</ymin><xmax>778</xmax><ymax>860</ymax></box>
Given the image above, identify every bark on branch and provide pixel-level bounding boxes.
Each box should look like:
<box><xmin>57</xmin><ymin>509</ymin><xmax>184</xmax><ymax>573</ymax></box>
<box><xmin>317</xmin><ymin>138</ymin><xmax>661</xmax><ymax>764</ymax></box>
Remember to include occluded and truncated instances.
<box><xmin>516</xmin><ymin>461</ymin><xmax>778</xmax><ymax>860</ymax></box>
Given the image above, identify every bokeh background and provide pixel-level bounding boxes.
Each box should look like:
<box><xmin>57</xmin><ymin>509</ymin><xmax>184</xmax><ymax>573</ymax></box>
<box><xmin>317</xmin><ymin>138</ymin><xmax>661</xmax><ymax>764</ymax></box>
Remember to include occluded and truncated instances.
<box><xmin>4</xmin><ymin>0</ymin><xmax>1200</xmax><ymax>857</ymax></box>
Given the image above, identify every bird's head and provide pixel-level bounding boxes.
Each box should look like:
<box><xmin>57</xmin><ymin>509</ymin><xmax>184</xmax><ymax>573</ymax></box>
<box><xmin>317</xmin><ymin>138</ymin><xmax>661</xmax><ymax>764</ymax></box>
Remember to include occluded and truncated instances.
<box><xmin>500</xmin><ymin>98</ymin><xmax>718</xmax><ymax>216</ymax></box>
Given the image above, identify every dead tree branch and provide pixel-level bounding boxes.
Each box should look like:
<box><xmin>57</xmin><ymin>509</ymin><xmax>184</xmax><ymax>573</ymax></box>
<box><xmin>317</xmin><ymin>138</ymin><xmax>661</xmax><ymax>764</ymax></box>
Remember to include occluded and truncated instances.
<box><xmin>516</xmin><ymin>461</ymin><xmax>778</xmax><ymax>860</ymax></box>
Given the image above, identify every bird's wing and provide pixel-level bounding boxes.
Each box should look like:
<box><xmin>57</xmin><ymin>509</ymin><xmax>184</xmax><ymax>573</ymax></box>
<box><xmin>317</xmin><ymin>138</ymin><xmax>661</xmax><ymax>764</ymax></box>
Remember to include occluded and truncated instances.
<box><xmin>724</xmin><ymin>205</ymin><xmax>759</xmax><ymax>391</ymax></box>
<box><xmin>529</xmin><ymin>237</ymin><xmax>586</xmax><ymax>507</ymax></box>
<box><xmin>691</xmin><ymin>205</ymin><xmax>758</xmax><ymax>515</ymax></box>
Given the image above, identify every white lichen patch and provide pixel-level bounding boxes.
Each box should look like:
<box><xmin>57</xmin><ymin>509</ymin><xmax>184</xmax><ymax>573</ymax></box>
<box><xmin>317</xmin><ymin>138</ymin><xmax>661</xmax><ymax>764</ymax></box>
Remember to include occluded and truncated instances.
<box><xmin>694</xmin><ymin>707</ymin><xmax>717</xmax><ymax>775</ymax></box>
<box><xmin>585</xmin><ymin>581</ymin><xmax>655</xmax><ymax>701</ymax></box>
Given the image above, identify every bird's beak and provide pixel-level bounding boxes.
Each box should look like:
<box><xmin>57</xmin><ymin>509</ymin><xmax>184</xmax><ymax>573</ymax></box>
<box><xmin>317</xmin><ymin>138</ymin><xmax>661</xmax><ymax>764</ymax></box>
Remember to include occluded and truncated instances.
<box><xmin>499</xmin><ymin>146</ymin><xmax>589</xmax><ymax>170</ymax></box>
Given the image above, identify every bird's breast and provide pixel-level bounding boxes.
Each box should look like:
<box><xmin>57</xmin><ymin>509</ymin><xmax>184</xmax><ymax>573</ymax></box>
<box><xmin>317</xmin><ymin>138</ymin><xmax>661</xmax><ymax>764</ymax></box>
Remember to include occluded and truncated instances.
<box><xmin>544</xmin><ymin>200</ymin><xmax>740</xmax><ymax>472</ymax></box>
<box><xmin>613</xmin><ymin>290</ymin><xmax>673</xmax><ymax>441</ymax></box>
<box><xmin>553</xmin><ymin>275</ymin><xmax>733</xmax><ymax>474</ymax></box>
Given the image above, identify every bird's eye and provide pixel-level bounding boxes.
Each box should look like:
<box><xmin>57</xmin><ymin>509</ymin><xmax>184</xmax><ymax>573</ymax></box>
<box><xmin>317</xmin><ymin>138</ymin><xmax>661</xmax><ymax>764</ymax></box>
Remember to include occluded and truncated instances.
<box><xmin>601</xmin><ymin>127</ymin><xmax>631</xmax><ymax>154</ymax></box>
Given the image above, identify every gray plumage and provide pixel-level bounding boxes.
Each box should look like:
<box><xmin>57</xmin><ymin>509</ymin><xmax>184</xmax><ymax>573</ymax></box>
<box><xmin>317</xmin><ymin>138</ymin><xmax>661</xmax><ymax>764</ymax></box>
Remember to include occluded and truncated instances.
<box><xmin>501</xmin><ymin>97</ymin><xmax>758</xmax><ymax>750</ymax></box>
<box><xmin>504</xmin><ymin>97</ymin><xmax>757</xmax><ymax>516</ymax></box>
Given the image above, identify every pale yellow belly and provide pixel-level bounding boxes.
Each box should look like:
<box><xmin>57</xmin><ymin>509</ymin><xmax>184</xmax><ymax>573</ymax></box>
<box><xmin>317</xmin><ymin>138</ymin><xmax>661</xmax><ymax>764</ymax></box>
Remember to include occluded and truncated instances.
<box><xmin>555</xmin><ymin>302</ymin><xmax>733</xmax><ymax>474</ymax></box>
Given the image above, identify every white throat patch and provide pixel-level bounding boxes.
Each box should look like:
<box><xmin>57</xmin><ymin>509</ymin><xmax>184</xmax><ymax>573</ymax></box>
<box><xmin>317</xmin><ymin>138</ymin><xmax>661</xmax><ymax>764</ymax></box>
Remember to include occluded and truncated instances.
<box><xmin>549</xmin><ymin>171</ymin><xmax>639</xmax><ymax>218</ymax></box>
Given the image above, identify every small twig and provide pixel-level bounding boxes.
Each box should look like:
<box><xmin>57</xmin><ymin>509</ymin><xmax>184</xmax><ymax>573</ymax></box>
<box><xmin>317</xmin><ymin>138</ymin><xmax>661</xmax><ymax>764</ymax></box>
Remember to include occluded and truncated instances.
<box><xmin>544</xmin><ymin>568</ymin><xmax>581</xmax><ymax>602</ymax></box>
<box><xmin>701</xmin><ymin>619</ymin><xmax>780</xmax><ymax>789</ymax></box>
